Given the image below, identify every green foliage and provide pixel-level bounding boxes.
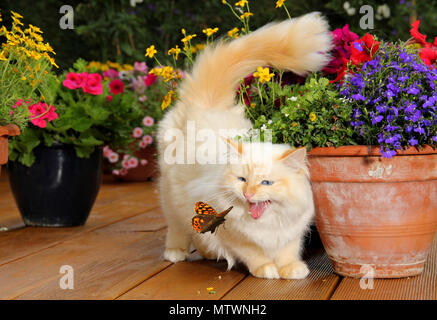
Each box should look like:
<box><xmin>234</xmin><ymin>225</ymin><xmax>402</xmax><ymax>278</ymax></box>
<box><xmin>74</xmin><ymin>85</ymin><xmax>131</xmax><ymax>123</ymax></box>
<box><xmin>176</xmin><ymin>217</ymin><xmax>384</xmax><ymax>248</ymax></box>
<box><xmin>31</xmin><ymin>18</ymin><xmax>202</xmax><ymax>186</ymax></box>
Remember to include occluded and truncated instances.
<box><xmin>243</xmin><ymin>74</ymin><xmax>356</xmax><ymax>150</ymax></box>
<box><xmin>9</xmin><ymin>58</ymin><xmax>143</xmax><ymax>166</ymax></box>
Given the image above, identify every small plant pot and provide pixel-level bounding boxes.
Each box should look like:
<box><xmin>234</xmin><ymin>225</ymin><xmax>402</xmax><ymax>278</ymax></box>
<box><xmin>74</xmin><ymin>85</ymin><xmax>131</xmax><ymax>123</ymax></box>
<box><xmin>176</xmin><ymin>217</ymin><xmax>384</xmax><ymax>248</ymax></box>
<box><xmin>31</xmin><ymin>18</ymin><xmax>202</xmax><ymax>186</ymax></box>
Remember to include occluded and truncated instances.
<box><xmin>0</xmin><ymin>125</ymin><xmax>20</xmax><ymax>174</ymax></box>
<box><xmin>308</xmin><ymin>145</ymin><xmax>437</xmax><ymax>278</ymax></box>
<box><xmin>8</xmin><ymin>143</ymin><xmax>102</xmax><ymax>227</ymax></box>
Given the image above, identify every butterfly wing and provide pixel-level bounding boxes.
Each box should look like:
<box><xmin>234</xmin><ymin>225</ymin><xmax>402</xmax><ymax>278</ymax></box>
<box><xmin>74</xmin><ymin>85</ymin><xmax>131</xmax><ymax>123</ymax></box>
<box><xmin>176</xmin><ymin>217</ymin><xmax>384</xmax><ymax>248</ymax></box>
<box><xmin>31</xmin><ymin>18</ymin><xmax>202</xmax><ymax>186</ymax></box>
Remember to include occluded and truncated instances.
<box><xmin>195</xmin><ymin>202</ymin><xmax>217</xmax><ymax>216</ymax></box>
<box><xmin>192</xmin><ymin>202</ymin><xmax>232</xmax><ymax>234</ymax></box>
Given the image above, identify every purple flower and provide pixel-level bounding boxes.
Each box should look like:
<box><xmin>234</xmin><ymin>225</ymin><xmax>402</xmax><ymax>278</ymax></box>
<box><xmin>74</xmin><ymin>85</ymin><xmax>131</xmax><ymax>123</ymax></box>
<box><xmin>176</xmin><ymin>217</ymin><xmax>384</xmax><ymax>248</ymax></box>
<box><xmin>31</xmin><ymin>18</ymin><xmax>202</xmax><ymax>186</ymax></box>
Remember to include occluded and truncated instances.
<box><xmin>408</xmin><ymin>138</ymin><xmax>418</xmax><ymax>146</ymax></box>
<box><xmin>414</xmin><ymin>126</ymin><xmax>425</xmax><ymax>135</ymax></box>
<box><xmin>371</xmin><ymin>115</ymin><xmax>384</xmax><ymax>125</ymax></box>
<box><xmin>407</xmin><ymin>87</ymin><xmax>420</xmax><ymax>95</ymax></box>
<box><xmin>352</xmin><ymin>93</ymin><xmax>366</xmax><ymax>101</ymax></box>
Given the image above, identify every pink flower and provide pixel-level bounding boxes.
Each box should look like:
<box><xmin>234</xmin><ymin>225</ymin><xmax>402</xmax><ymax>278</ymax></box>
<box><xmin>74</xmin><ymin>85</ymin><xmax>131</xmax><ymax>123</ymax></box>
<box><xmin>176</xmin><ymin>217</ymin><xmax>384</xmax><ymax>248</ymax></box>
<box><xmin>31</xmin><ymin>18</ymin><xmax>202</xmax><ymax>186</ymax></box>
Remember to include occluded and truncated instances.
<box><xmin>144</xmin><ymin>73</ymin><xmax>157</xmax><ymax>86</ymax></box>
<box><xmin>108</xmin><ymin>152</ymin><xmax>119</xmax><ymax>163</ymax></box>
<box><xmin>143</xmin><ymin>116</ymin><xmax>154</xmax><ymax>127</ymax></box>
<box><xmin>139</xmin><ymin>95</ymin><xmax>147</xmax><ymax>102</ymax></box>
<box><xmin>323</xmin><ymin>24</ymin><xmax>359</xmax><ymax>78</ymax></box>
<box><xmin>28</xmin><ymin>102</ymin><xmax>58</xmax><ymax>128</ymax></box>
<box><xmin>122</xmin><ymin>160</ymin><xmax>130</xmax><ymax>169</ymax></box>
<box><xmin>132</xmin><ymin>75</ymin><xmax>146</xmax><ymax>94</ymax></box>
<box><xmin>102</xmin><ymin>68</ymin><xmax>119</xmax><ymax>79</ymax></box>
<box><xmin>139</xmin><ymin>140</ymin><xmax>147</xmax><ymax>148</ymax></box>
<box><xmin>142</xmin><ymin>135</ymin><xmax>153</xmax><ymax>145</ymax></box>
<box><xmin>83</xmin><ymin>73</ymin><xmax>103</xmax><ymax>95</ymax></box>
<box><xmin>103</xmin><ymin>146</ymin><xmax>112</xmax><ymax>157</ymax></box>
<box><xmin>109</xmin><ymin>79</ymin><xmax>125</xmax><ymax>95</ymax></box>
<box><xmin>128</xmin><ymin>157</ymin><xmax>139</xmax><ymax>168</ymax></box>
<box><xmin>63</xmin><ymin>72</ymin><xmax>87</xmax><ymax>90</ymax></box>
<box><xmin>140</xmin><ymin>159</ymin><xmax>148</xmax><ymax>166</ymax></box>
<box><xmin>132</xmin><ymin>127</ymin><xmax>143</xmax><ymax>138</ymax></box>
<box><xmin>106</xmin><ymin>95</ymin><xmax>113</xmax><ymax>102</ymax></box>
<box><xmin>112</xmin><ymin>169</ymin><xmax>120</xmax><ymax>176</ymax></box>
<box><xmin>9</xmin><ymin>111</ymin><xmax>13</xmax><ymax>115</ymax></box>
<box><xmin>134</xmin><ymin>62</ymin><xmax>148</xmax><ymax>73</ymax></box>
<box><xmin>120</xmin><ymin>168</ymin><xmax>128</xmax><ymax>176</ymax></box>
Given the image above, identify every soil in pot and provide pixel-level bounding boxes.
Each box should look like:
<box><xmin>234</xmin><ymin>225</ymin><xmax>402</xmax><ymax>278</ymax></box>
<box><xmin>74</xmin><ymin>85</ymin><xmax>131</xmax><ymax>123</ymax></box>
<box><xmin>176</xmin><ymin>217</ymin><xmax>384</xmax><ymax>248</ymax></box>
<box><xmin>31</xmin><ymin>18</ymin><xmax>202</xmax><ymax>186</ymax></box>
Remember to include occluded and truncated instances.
<box><xmin>308</xmin><ymin>145</ymin><xmax>437</xmax><ymax>278</ymax></box>
<box><xmin>8</xmin><ymin>143</ymin><xmax>102</xmax><ymax>227</ymax></box>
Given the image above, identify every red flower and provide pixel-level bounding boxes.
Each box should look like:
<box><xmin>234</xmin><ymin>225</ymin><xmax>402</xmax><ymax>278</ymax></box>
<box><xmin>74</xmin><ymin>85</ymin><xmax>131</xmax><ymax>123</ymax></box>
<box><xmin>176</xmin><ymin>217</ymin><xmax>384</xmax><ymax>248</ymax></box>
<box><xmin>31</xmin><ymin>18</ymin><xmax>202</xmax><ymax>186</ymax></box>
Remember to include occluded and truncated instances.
<box><xmin>350</xmin><ymin>33</ymin><xmax>380</xmax><ymax>66</ymax></box>
<box><xmin>410</xmin><ymin>20</ymin><xmax>428</xmax><ymax>46</ymax></box>
<box><xmin>144</xmin><ymin>73</ymin><xmax>157</xmax><ymax>86</ymax></box>
<box><xmin>109</xmin><ymin>79</ymin><xmax>125</xmax><ymax>95</ymax></box>
<box><xmin>63</xmin><ymin>72</ymin><xmax>86</xmax><ymax>90</ymax></box>
<box><xmin>420</xmin><ymin>48</ymin><xmax>437</xmax><ymax>66</ymax></box>
<box><xmin>83</xmin><ymin>73</ymin><xmax>103</xmax><ymax>95</ymax></box>
<box><xmin>409</xmin><ymin>20</ymin><xmax>437</xmax><ymax>66</ymax></box>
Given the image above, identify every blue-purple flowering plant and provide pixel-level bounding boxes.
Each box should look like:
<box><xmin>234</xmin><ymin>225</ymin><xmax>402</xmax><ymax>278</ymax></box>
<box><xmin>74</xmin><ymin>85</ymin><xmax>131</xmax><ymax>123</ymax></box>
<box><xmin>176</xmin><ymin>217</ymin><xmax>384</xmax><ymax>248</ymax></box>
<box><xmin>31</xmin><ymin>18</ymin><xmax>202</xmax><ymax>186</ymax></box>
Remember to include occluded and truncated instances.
<box><xmin>340</xmin><ymin>42</ymin><xmax>437</xmax><ymax>158</ymax></box>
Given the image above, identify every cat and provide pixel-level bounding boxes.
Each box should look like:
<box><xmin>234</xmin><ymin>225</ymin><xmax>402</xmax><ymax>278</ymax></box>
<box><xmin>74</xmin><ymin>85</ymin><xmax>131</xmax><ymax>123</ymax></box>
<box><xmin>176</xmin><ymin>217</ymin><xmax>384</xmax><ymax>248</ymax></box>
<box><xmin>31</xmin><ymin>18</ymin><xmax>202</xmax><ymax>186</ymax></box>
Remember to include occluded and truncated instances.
<box><xmin>156</xmin><ymin>12</ymin><xmax>332</xmax><ymax>279</ymax></box>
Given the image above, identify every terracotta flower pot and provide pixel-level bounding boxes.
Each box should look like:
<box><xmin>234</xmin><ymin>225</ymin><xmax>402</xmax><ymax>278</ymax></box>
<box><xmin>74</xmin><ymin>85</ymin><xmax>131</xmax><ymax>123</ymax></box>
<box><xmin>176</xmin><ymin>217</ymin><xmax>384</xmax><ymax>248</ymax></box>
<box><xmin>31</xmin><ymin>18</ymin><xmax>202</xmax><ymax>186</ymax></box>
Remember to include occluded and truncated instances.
<box><xmin>0</xmin><ymin>124</ymin><xmax>20</xmax><ymax>174</ymax></box>
<box><xmin>308</xmin><ymin>145</ymin><xmax>437</xmax><ymax>278</ymax></box>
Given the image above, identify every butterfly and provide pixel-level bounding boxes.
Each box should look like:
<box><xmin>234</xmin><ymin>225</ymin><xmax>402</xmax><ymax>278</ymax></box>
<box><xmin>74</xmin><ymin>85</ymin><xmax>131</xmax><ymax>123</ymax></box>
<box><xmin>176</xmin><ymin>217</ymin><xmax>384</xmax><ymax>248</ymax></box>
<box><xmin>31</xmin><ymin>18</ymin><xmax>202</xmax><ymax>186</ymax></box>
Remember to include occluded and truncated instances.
<box><xmin>191</xmin><ymin>201</ymin><xmax>233</xmax><ymax>234</ymax></box>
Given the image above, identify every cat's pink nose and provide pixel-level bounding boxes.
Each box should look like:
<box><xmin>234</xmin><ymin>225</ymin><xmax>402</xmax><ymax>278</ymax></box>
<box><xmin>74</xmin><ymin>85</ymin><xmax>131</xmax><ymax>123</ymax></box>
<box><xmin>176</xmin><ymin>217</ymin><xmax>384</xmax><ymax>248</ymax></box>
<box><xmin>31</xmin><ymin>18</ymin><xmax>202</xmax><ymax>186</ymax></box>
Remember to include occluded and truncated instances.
<box><xmin>244</xmin><ymin>192</ymin><xmax>254</xmax><ymax>201</ymax></box>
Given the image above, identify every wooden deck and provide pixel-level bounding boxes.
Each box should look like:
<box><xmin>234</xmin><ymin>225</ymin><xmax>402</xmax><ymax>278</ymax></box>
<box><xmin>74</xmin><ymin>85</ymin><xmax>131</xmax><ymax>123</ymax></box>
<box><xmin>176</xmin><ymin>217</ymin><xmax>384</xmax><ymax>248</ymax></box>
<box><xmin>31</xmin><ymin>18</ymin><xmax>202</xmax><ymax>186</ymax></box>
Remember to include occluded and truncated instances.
<box><xmin>0</xmin><ymin>171</ymin><xmax>435</xmax><ymax>300</ymax></box>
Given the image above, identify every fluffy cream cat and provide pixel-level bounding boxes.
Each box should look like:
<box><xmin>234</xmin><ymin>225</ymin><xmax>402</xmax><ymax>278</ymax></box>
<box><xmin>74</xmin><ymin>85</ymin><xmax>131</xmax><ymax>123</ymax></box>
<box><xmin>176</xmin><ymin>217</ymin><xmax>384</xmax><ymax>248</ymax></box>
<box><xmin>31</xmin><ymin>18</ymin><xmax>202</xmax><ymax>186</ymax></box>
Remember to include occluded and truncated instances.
<box><xmin>157</xmin><ymin>13</ymin><xmax>332</xmax><ymax>279</ymax></box>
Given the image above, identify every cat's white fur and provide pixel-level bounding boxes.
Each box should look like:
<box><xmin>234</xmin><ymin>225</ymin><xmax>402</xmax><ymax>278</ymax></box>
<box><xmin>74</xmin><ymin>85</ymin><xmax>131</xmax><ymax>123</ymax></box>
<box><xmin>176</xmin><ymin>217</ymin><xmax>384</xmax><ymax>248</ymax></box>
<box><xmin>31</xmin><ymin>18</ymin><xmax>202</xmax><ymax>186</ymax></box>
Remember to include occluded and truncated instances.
<box><xmin>157</xmin><ymin>13</ymin><xmax>332</xmax><ymax>279</ymax></box>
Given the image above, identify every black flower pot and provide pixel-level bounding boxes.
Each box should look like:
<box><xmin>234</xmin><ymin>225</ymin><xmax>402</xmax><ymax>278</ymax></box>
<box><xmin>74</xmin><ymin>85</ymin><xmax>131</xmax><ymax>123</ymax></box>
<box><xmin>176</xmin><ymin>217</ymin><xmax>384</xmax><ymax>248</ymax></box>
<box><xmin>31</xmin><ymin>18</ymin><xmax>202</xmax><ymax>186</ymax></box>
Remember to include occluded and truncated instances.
<box><xmin>8</xmin><ymin>143</ymin><xmax>102</xmax><ymax>227</ymax></box>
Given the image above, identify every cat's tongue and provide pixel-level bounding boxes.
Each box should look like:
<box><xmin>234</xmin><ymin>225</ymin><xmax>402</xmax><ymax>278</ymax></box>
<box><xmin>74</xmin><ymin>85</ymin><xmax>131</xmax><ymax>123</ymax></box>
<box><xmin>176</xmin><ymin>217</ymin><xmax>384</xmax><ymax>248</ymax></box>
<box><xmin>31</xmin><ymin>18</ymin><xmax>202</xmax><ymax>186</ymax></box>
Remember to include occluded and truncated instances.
<box><xmin>249</xmin><ymin>201</ymin><xmax>270</xmax><ymax>219</ymax></box>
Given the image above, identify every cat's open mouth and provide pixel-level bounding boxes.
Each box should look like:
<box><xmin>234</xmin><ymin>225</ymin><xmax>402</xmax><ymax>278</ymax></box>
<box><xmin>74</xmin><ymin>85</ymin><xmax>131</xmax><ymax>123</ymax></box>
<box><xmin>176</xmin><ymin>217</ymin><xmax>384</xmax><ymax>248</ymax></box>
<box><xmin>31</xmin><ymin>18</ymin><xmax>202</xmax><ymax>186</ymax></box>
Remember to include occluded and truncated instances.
<box><xmin>248</xmin><ymin>200</ymin><xmax>271</xmax><ymax>219</ymax></box>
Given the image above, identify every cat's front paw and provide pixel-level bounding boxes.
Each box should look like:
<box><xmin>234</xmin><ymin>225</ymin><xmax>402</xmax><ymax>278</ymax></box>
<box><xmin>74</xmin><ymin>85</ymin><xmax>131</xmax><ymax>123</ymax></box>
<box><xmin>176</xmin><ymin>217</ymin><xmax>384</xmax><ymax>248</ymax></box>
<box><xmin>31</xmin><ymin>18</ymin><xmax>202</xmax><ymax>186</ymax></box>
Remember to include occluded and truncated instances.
<box><xmin>251</xmin><ymin>263</ymin><xmax>279</xmax><ymax>279</ymax></box>
<box><xmin>164</xmin><ymin>248</ymin><xmax>188</xmax><ymax>263</ymax></box>
<box><xmin>279</xmin><ymin>261</ymin><xmax>310</xmax><ymax>279</ymax></box>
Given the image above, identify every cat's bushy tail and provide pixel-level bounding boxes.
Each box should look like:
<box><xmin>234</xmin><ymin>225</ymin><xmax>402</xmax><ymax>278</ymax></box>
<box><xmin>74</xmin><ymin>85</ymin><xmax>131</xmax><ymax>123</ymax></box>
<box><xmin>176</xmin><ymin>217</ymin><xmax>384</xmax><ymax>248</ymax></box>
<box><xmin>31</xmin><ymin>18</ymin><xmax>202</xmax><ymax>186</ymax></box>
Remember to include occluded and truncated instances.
<box><xmin>179</xmin><ymin>12</ymin><xmax>332</xmax><ymax>110</ymax></box>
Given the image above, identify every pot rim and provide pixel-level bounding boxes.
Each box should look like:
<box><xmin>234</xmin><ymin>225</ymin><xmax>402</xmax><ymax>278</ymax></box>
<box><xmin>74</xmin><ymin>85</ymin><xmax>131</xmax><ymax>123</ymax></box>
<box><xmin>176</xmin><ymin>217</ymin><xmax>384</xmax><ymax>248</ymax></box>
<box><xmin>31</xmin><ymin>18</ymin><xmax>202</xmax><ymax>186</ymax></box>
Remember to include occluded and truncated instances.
<box><xmin>0</xmin><ymin>124</ymin><xmax>20</xmax><ymax>137</ymax></box>
<box><xmin>308</xmin><ymin>145</ymin><xmax>437</xmax><ymax>157</ymax></box>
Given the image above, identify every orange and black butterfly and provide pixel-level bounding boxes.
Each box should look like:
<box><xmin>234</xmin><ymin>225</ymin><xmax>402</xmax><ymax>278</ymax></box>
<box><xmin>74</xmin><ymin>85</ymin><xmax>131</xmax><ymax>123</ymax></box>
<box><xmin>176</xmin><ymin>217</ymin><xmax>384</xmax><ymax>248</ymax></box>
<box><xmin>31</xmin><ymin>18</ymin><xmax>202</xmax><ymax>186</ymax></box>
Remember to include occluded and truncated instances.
<box><xmin>191</xmin><ymin>202</ymin><xmax>233</xmax><ymax>234</ymax></box>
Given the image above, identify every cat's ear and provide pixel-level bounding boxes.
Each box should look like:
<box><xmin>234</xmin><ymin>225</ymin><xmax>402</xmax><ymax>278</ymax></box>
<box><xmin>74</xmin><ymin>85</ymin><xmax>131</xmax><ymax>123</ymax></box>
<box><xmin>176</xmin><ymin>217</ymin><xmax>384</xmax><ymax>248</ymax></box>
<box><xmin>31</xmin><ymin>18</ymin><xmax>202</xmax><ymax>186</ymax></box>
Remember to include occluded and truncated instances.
<box><xmin>278</xmin><ymin>147</ymin><xmax>307</xmax><ymax>167</ymax></box>
<box><xmin>221</xmin><ymin>137</ymin><xmax>243</xmax><ymax>155</ymax></box>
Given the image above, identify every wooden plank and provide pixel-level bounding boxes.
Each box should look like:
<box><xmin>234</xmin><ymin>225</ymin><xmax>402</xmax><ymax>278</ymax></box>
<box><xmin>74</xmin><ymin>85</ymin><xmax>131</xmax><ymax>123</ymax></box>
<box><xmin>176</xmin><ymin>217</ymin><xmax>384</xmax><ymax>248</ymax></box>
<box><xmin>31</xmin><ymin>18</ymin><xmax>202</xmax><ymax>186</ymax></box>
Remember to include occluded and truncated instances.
<box><xmin>118</xmin><ymin>253</ymin><xmax>248</xmax><ymax>300</ymax></box>
<box><xmin>331</xmin><ymin>232</ymin><xmax>437</xmax><ymax>300</ymax></box>
<box><xmin>0</xmin><ymin>183</ymin><xmax>159</xmax><ymax>266</ymax></box>
<box><xmin>222</xmin><ymin>249</ymin><xmax>339</xmax><ymax>300</ymax></box>
<box><xmin>1</xmin><ymin>209</ymin><xmax>169</xmax><ymax>300</ymax></box>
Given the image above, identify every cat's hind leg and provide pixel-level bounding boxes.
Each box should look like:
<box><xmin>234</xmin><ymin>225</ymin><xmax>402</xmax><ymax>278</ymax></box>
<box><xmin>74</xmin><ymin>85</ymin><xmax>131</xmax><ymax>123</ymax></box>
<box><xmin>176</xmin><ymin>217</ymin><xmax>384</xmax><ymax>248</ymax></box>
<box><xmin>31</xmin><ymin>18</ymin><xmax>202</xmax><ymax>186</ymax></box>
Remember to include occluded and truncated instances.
<box><xmin>163</xmin><ymin>224</ymin><xmax>191</xmax><ymax>263</ymax></box>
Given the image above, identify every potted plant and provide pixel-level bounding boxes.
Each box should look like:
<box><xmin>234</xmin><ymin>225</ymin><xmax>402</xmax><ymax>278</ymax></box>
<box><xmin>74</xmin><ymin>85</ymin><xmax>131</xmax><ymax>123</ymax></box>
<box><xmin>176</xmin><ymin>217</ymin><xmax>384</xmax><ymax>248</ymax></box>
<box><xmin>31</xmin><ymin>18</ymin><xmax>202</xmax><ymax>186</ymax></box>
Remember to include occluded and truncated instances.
<box><xmin>0</xmin><ymin>10</ymin><xmax>57</xmax><ymax>173</ymax></box>
<box><xmin>8</xmin><ymin>59</ymin><xmax>143</xmax><ymax>227</ymax></box>
<box><xmin>240</xmin><ymin>24</ymin><xmax>437</xmax><ymax>277</ymax></box>
<box><xmin>86</xmin><ymin>61</ymin><xmax>168</xmax><ymax>181</ymax></box>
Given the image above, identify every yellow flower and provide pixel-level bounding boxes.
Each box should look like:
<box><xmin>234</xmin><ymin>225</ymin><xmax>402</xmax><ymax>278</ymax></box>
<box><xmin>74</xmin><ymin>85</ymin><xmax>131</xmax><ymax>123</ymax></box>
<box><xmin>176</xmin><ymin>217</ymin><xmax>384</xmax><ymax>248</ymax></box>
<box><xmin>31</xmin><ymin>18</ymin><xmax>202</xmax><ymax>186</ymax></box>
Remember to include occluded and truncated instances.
<box><xmin>11</xmin><ymin>11</ymin><xmax>24</xmax><ymax>19</ymax></box>
<box><xmin>253</xmin><ymin>66</ymin><xmax>274</xmax><ymax>83</ymax></box>
<box><xmin>240</xmin><ymin>12</ymin><xmax>253</xmax><ymax>19</ymax></box>
<box><xmin>161</xmin><ymin>66</ymin><xmax>176</xmax><ymax>82</ymax></box>
<box><xmin>181</xmin><ymin>34</ymin><xmax>197</xmax><ymax>44</ymax></box>
<box><xmin>202</xmin><ymin>27</ymin><xmax>219</xmax><ymax>37</ymax></box>
<box><xmin>250</xmin><ymin>103</ymin><xmax>255</xmax><ymax>108</ymax></box>
<box><xmin>195</xmin><ymin>43</ymin><xmax>205</xmax><ymax>51</ymax></box>
<box><xmin>291</xmin><ymin>122</ymin><xmax>298</xmax><ymax>127</ymax></box>
<box><xmin>235</xmin><ymin>0</ymin><xmax>248</xmax><ymax>7</ymax></box>
<box><xmin>221</xmin><ymin>0</ymin><xmax>227</xmax><ymax>4</ymax></box>
<box><xmin>11</xmin><ymin>16</ymin><xmax>24</xmax><ymax>26</ymax></box>
<box><xmin>21</xmin><ymin>76</ymin><xmax>27</xmax><ymax>81</ymax></box>
<box><xmin>122</xmin><ymin>64</ymin><xmax>134</xmax><ymax>71</ymax></box>
<box><xmin>145</xmin><ymin>45</ymin><xmax>157</xmax><ymax>58</ymax></box>
<box><xmin>227</xmin><ymin>27</ymin><xmax>239</xmax><ymax>39</ymax></box>
<box><xmin>275</xmin><ymin>0</ymin><xmax>285</xmax><ymax>8</ymax></box>
<box><xmin>161</xmin><ymin>90</ymin><xmax>175</xmax><ymax>110</ymax></box>
<box><xmin>168</xmin><ymin>45</ymin><xmax>181</xmax><ymax>60</ymax></box>
<box><xmin>29</xmin><ymin>24</ymin><xmax>43</xmax><ymax>34</ymax></box>
<box><xmin>0</xmin><ymin>51</ymin><xmax>6</xmax><ymax>61</ymax></box>
<box><xmin>149</xmin><ymin>67</ymin><xmax>163</xmax><ymax>76</ymax></box>
<box><xmin>181</xmin><ymin>28</ymin><xmax>186</xmax><ymax>35</ymax></box>
<box><xmin>309</xmin><ymin>112</ymin><xmax>317</xmax><ymax>122</ymax></box>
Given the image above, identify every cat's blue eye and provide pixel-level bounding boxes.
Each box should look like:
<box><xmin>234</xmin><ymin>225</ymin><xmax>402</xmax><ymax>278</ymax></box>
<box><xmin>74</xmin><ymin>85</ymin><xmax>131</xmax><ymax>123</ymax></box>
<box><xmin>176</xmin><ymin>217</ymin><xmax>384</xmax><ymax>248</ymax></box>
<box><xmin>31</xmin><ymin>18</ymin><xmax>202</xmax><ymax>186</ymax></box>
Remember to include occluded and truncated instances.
<box><xmin>238</xmin><ymin>177</ymin><xmax>246</xmax><ymax>182</ymax></box>
<box><xmin>261</xmin><ymin>180</ymin><xmax>274</xmax><ymax>186</ymax></box>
